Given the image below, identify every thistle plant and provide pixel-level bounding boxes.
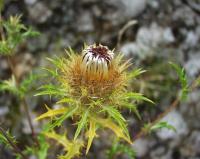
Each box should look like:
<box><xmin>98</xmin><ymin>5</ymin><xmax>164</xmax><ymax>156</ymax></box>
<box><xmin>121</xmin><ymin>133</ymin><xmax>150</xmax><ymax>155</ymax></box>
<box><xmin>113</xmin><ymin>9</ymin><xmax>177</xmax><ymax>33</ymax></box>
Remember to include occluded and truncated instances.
<box><xmin>0</xmin><ymin>12</ymin><xmax>43</xmax><ymax>159</ymax></box>
<box><xmin>36</xmin><ymin>44</ymin><xmax>153</xmax><ymax>158</ymax></box>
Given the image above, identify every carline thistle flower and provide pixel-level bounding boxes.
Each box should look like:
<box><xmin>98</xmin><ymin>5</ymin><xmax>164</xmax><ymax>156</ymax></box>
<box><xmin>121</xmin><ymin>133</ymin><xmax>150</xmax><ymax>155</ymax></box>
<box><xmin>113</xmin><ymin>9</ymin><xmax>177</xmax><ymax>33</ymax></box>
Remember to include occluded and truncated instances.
<box><xmin>36</xmin><ymin>44</ymin><xmax>153</xmax><ymax>159</ymax></box>
<box><xmin>64</xmin><ymin>44</ymin><xmax>129</xmax><ymax>99</ymax></box>
<box><xmin>81</xmin><ymin>44</ymin><xmax>114</xmax><ymax>79</ymax></box>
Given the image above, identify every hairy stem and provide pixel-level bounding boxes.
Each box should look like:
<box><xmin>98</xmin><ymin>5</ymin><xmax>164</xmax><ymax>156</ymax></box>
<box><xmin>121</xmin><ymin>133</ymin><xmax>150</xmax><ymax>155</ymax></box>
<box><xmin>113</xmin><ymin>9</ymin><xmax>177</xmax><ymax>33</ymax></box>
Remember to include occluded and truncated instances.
<box><xmin>0</xmin><ymin>126</ymin><xmax>28</xmax><ymax>159</ymax></box>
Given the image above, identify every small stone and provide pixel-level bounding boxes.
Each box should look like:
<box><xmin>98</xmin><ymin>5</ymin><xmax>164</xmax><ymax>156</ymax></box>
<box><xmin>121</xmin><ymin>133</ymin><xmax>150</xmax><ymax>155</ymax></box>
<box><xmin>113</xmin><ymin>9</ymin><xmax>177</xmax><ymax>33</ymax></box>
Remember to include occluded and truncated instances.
<box><xmin>132</xmin><ymin>138</ymin><xmax>148</xmax><ymax>157</ymax></box>
<box><xmin>120</xmin><ymin>0</ymin><xmax>147</xmax><ymax>18</ymax></box>
<box><xmin>137</xmin><ymin>23</ymin><xmax>175</xmax><ymax>47</ymax></box>
<box><xmin>185</xmin><ymin>54</ymin><xmax>200</xmax><ymax>78</ymax></box>
<box><xmin>163</xmin><ymin>27</ymin><xmax>175</xmax><ymax>44</ymax></box>
<box><xmin>184</xmin><ymin>31</ymin><xmax>199</xmax><ymax>48</ymax></box>
<box><xmin>24</xmin><ymin>0</ymin><xmax>37</xmax><ymax>5</ymax></box>
<box><xmin>77</xmin><ymin>11</ymin><xmax>94</xmax><ymax>32</ymax></box>
<box><xmin>150</xmin><ymin>146</ymin><xmax>167</xmax><ymax>159</ymax></box>
<box><xmin>0</xmin><ymin>107</ymin><xmax>9</xmax><ymax>116</ymax></box>
<box><xmin>28</xmin><ymin>2</ymin><xmax>52</xmax><ymax>23</ymax></box>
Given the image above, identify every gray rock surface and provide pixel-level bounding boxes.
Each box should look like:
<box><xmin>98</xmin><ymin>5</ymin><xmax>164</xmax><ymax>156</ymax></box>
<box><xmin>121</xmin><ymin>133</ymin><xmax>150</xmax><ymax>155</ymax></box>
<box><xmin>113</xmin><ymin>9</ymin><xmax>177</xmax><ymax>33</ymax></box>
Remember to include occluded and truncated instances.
<box><xmin>28</xmin><ymin>2</ymin><xmax>52</xmax><ymax>23</ymax></box>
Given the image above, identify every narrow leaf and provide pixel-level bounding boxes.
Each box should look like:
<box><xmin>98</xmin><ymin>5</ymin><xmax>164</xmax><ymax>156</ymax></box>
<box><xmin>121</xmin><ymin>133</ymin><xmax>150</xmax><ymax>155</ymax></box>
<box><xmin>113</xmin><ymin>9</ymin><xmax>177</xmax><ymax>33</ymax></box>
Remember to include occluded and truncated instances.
<box><xmin>44</xmin><ymin>105</ymin><xmax>78</xmax><ymax>131</ymax></box>
<box><xmin>124</xmin><ymin>92</ymin><xmax>154</xmax><ymax>104</ymax></box>
<box><xmin>74</xmin><ymin>109</ymin><xmax>89</xmax><ymax>140</ymax></box>
<box><xmin>96</xmin><ymin>117</ymin><xmax>132</xmax><ymax>144</ymax></box>
<box><xmin>169</xmin><ymin>62</ymin><xmax>189</xmax><ymax>100</ymax></box>
<box><xmin>86</xmin><ymin>120</ymin><xmax>97</xmax><ymax>154</ymax></box>
<box><xmin>36</xmin><ymin>106</ymin><xmax>68</xmax><ymax>121</ymax></box>
<box><xmin>150</xmin><ymin>121</ymin><xmax>176</xmax><ymax>132</ymax></box>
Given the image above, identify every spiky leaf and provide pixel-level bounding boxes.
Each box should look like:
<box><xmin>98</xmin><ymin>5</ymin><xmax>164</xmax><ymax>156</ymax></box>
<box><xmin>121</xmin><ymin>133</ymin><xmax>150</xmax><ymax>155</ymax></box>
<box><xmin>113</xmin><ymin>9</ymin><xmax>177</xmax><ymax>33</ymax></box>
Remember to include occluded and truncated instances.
<box><xmin>102</xmin><ymin>106</ymin><xmax>129</xmax><ymax>138</ymax></box>
<box><xmin>169</xmin><ymin>62</ymin><xmax>189</xmax><ymax>100</ymax></box>
<box><xmin>44</xmin><ymin>132</ymin><xmax>83</xmax><ymax>159</ymax></box>
<box><xmin>96</xmin><ymin>117</ymin><xmax>132</xmax><ymax>144</ymax></box>
<box><xmin>124</xmin><ymin>92</ymin><xmax>154</xmax><ymax>104</ymax></box>
<box><xmin>150</xmin><ymin>121</ymin><xmax>176</xmax><ymax>132</ymax></box>
<box><xmin>86</xmin><ymin>120</ymin><xmax>97</xmax><ymax>154</ymax></box>
<box><xmin>74</xmin><ymin>109</ymin><xmax>89</xmax><ymax>140</ymax></box>
<box><xmin>36</xmin><ymin>105</ymin><xmax>68</xmax><ymax>121</ymax></box>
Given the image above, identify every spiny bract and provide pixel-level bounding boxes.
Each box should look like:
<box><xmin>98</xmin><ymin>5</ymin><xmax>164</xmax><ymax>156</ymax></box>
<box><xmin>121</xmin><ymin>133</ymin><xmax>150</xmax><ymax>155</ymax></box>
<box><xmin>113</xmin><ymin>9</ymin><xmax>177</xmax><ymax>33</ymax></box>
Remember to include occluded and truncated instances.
<box><xmin>36</xmin><ymin>44</ymin><xmax>153</xmax><ymax>159</ymax></box>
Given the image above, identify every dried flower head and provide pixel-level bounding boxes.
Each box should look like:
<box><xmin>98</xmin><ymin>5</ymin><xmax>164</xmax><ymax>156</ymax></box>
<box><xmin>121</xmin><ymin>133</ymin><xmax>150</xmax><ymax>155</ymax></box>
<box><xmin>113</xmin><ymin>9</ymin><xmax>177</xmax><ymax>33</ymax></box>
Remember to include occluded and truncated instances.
<box><xmin>62</xmin><ymin>44</ymin><xmax>130</xmax><ymax>100</ymax></box>
<box><xmin>36</xmin><ymin>44</ymin><xmax>152</xmax><ymax>159</ymax></box>
<box><xmin>81</xmin><ymin>44</ymin><xmax>114</xmax><ymax>78</ymax></box>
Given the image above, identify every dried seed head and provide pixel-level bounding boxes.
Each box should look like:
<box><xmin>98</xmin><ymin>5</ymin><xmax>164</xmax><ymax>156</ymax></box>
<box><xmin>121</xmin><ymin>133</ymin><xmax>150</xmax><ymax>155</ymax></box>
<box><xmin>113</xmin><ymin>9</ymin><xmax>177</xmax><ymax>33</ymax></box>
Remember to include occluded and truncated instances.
<box><xmin>81</xmin><ymin>44</ymin><xmax>114</xmax><ymax>79</ymax></box>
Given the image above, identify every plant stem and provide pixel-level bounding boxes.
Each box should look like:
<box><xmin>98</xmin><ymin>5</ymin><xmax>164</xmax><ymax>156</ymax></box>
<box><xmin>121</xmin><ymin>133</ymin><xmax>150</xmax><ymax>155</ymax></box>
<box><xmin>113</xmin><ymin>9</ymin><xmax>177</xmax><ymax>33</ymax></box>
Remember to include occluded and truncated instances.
<box><xmin>0</xmin><ymin>126</ymin><xmax>28</xmax><ymax>159</ymax></box>
<box><xmin>7</xmin><ymin>56</ymin><xmax>39</xmax><ymax>146</ymax></box>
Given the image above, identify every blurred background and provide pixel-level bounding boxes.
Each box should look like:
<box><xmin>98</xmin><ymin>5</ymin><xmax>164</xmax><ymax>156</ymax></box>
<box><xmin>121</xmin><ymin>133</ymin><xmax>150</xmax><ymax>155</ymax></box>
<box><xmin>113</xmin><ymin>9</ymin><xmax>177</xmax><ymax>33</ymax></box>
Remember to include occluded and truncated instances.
<box><xmin>0</xmin><ymin>0</ymin><xmax>200</xmax><ymax>159</ymax></box>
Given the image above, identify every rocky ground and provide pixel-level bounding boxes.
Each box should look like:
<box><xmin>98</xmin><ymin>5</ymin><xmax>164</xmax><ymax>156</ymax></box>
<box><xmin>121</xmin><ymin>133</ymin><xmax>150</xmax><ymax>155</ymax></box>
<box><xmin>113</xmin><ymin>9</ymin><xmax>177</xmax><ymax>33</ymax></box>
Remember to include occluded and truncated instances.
<box><xmin>1</xmin><ymin>0</ymin><xmax>200</xmax><ymax>159</ymax></box>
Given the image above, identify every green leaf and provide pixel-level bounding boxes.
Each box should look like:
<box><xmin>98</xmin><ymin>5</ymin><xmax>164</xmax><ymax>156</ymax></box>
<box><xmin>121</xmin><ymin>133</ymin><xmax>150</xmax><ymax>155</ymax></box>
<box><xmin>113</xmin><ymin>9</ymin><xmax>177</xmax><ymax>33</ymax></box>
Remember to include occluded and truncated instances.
<box><xmin>128</xmin><ymin>68</ymin><xmax>146</xmax><ymax>79</ymax></box>
<box><xmin>0</xmin><ymin>76</ymin><xmax>20</xmax><ymax>96</ymax></box>
<box><xmin>122</xmin><ymin>102</ymin><xmax>141</xmax><ymax>120</ymax></box>
<box><xmin>74</xmin><ymin>109</ymin><xmax>89</xmax><ymax>140</ymax></box>
<box><xmin>102</xmin><ymin>106</ymin><xmax>129</xmax><ymax>140</ymax></box>
<box><xmin>22</xmin><ymin>27</ymin><xmax>40</xmax><ymax>38</ymax></box>
<box><xmin>45</xmin><ymin>131</ymin><xmax>83</xmax><ymax>159</ymax></box>
<box><xmin>37</xmin><ymin>134</ymin><xmax>49</xmax><ymax>159</ymax></box>
<box><xmin>124</xmin><ymin>92</ymin><xmax>154</xmax><ymax>104</ymax></box>
<box><xmin>86</xmin><ymin>120</ymin><xmax>97</xmax><ymax>154</ymax></box>
<box><xmin>44</xmin><ymin>105</ymin><xmax>78</xmax><ymax>132</ymax></box>
<box><xmin>35</xmin><ymin>84</ymin><xmax>66</xmax><ymax>97</ymax></box>
<box><xmin>0</xmin><ymin>40</ymin><xmax>11</xmax><ymax>55</ymax></box>
<box><xmin>46</xmin><ymin>57</ymin><xmax>64</xmax><ymax>69</ymax></box>
<box><xmin>0</xmin><ymin>129</ymin><xmax>17</xmax><ymax>148</ymax></box>
<box><xmin>169</xmin><ymin>62</ymin><xmax>189</xmax><ymax>100</ymax></box>
<box><xmin>0</xmin><ymin>15</ymin><xmax>39</xmax><ymax>56</ymax></box>
<box><xmin>107</xmin><ymin>141</ymin><xmax>136</xmax><ymax>159</ymax></box>
<box><xmin>96</xmin><ymin>117</ymin><xmax>132</xmax><ymax>144</ymax></box>
<box><xmin>19</xmin><ymin>73</ymin><xmax>39</xmax><ymax>96</ymax></box>
<box><xmin>150</xmin><ymin>121</ymin><xmax>176</xmax><ymax>132</ymax></box>
<box><xmin>36</xmin><ymin>105</ymin><xmax>68</xmax><ymax>121</ymax></box>
<box><xmin>42</xmin><ymin>68</ymin><xmax>58</xmax><ymax>77</ymax></box>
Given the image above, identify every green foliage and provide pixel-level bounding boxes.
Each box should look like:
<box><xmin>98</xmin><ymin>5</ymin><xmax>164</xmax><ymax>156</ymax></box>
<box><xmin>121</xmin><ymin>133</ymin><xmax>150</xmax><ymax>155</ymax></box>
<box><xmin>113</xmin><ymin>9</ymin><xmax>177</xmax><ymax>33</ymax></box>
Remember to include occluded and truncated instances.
<box><xmin>35</xmin><ymin>84</ymin><xmax>66</xmax><ymax>97</ymax></box>
<box><xmin>169</xmin><ymin>62</ymin><xmax>189</xmax><ymax>100</ymax></box>
<box><xmin>74</xmin><ymin>109</ymin><xmax>89</xmax><ymax>140</ymax></box>
<box><xmin>123</xmin><ymin>92</ymin><xmax>154</xmax><ymax>104</ymax></box>
<box><xmin>128</xmin><ymin>68</ymin><xmax>146</xmax><ymax>79</ymax></box>
<box><xmin>0</xmin><ymin>15</ymin><xmax>39</xmax><ymax>55</ymax></box>
<box><xmin>0</xmin><ymin>129</ymin><xmax>17</xmax><ymax>148</ymax></box>
<box><xmin>107</xmin><ymin>140</ymin><xmax>136</xmax><ymax>159</ymax></box>
<box><xmin>150</xmin><ymin>121</ymin><xmax>176</xmax><ymax>132</ymax></box>
<box><xmin>22</xmin><ymin>134</ymin><xmax>49</xmax><ymax>159</ymax></box>
<box><xmin>143</xmin><ymin>121</ymin><xmax>176</xmax><ymax>134</ymax></box>
<box><xmin>0</xmin><ymin>75</ymin><xmax>19</xmax><ymax>96</ymax></box>
<box><xmin>122</xmin><ymin>102</ymin><xmax>141</xmax><ymax>120</ymax></box>
<box><xmin>44</xmin><ymin>131</ymin><xmax>83</xmax><ymax>159</ymax></box>
<box><xmin>43</xmin><ymin>105</ymin><xmax>78</xmax><ymax>132</ymax></box>
<box><xmin>0</xmin><ymin>73</ymin><xmax>39</xmax><ymax>98</ymax></box>
<box><xmin>0</xmin><ymin>0</ymin><xmax>4</xmax><ymax>11</ymax></box>
<box><xmin>37</xmin><ymin>134</ymin><xmax>49</xmax><ymax>159</ymax></box>
<box><xmin>102</xmin><ymin>106</ymin><xmax>129</xmax><ymax>139</ymax></box>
